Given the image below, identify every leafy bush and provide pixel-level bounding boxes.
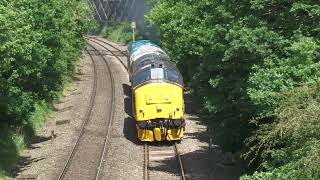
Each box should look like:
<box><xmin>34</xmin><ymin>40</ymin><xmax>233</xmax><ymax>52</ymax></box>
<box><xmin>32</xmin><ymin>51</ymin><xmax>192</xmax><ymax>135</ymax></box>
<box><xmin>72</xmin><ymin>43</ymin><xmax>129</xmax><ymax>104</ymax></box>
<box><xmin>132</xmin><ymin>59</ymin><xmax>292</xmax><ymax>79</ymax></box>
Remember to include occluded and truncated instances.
<box><xmin>0</xmin><ymin>0</ymin><xmax>93</xmax><ymax>124</ymax></box>
<box><xmin>0</xmin><ymin>0</ymin><xmax>93</xmax><ymax>176</ymax></box>
<box><xmin>243</xmin><ymin>84</ymin><xmax>320</xmax><ymax>179</ymax></box>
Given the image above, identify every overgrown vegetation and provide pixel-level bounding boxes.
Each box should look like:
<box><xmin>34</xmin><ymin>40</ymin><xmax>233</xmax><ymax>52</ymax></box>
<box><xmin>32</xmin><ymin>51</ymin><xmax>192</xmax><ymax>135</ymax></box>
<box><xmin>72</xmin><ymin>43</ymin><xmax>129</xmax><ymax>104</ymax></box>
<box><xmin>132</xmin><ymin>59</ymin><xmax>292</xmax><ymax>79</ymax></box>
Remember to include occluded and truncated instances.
<box><xmin>103</xmin><ymin>22</ymin><xmax>143</xmax><ymax>45</ymax></box>
<box><xmin>242</xmin><ymin>84</ymin><xmax>320</xmax><ymax>179</ymax></box>
<box><xmin>0</xmin><ymin>0</ymin><xmax>93</xmax><ymax>177</ymax></box>
<box><xmin>147</xmin><ymin>0</ymin><xmax>320</xmax><ymax>179</ymax></box>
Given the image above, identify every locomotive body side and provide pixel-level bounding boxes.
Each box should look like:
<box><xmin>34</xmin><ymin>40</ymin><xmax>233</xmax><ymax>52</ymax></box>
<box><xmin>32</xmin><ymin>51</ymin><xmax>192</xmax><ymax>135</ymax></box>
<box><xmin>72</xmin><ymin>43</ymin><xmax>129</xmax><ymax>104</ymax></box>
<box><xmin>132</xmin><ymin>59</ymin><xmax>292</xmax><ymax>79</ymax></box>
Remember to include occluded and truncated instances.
<box><xmin>128</xmin><ymin>40</ymin><xmax>185</xmax><ymax>142</ymax></box>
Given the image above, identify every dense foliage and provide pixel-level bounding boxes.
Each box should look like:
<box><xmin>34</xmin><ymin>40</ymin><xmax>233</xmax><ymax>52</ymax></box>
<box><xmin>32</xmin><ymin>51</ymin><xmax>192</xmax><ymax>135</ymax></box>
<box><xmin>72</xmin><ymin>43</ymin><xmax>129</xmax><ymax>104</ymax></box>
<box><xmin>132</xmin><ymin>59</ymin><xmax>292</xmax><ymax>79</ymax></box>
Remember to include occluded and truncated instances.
<box><xmin>147</xmin><ymin>0</ymin><xmax>320</xmax><ymax>178</ymax></box>
<box><xmin>103</xmin><ymin>22</ymin><xmax>144</xmax><ymax>45</ymax></box>
<box><xmin>242</xmin><ymin>84</ymin><xmax>320</xmax><ymax>179</ymax></box>
<box><xmin>0</xmin><ymin>0</ymin><xmax>93</xmax><ymax>176</ymax></box>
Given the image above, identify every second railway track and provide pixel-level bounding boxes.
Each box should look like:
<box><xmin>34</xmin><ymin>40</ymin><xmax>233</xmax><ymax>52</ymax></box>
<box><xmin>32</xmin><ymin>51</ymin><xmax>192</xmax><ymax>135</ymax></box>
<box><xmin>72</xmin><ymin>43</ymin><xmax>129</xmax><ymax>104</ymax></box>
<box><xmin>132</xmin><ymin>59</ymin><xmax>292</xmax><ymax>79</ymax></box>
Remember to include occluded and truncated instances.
<box><xmin>58</xmin><ymin>39</ymin><xmax>118</xmax><ymax>180</ymax></box>
<box><xmin>85</xmin><ymin>36</ymin><xmax>128</xmax><ymax>71</ymax></box>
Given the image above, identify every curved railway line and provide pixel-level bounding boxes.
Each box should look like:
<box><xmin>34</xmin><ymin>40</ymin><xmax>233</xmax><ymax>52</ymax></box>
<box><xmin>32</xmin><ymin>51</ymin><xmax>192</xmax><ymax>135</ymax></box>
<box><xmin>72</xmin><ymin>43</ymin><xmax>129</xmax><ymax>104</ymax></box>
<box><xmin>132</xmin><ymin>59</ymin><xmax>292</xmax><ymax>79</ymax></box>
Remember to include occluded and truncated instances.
<box><xmin>57</xmin><ymin>46</ymin><xmax>101</xmax><ymax>180</ymax></box>
<box><xmin>58</xmin><ymin>37</ymin><xmax>124</xmax><ymax>180</ymax></box>
<box><xmin>85</xmin><ymin>36</ymin><xmax>128</xmax><ymax>71</ymax></box>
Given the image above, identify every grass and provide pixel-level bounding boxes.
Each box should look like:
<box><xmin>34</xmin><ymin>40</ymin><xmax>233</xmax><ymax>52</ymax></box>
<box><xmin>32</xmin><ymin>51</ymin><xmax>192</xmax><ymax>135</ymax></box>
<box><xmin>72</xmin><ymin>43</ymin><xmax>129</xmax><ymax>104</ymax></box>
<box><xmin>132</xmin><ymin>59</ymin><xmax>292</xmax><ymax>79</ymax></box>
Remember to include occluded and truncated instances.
<box><xmin>0</xmin><ymin>101</ymin><xmax>51</xmax><ymax>178</ymax></box>
<box><xmin>0</xmin><ymin>127</ymin><xmax>26</xmax><ymax>178</ymax></box>
<box><xmin>29</xmin><ymin>101</ymin><xmax>51</xmax><ymax>132</ymax></box>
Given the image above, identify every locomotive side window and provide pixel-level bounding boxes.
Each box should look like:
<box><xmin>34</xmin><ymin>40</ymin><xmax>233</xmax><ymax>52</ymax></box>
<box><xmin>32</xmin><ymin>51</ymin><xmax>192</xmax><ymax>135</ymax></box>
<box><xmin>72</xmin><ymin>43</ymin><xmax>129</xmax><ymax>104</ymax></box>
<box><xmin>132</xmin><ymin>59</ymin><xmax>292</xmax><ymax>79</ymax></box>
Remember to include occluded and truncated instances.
<box><xmin>165</xmin><ymin>68</ymin><xmax>183</xmax><ymax>85</ymax></box>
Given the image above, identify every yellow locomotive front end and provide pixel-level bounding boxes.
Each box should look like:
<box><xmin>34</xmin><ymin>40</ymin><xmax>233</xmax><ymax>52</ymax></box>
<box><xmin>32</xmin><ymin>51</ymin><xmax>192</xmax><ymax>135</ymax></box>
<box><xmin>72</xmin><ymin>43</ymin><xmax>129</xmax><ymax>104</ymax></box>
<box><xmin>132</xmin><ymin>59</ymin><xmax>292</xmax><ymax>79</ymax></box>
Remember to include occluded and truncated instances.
<box><xmin>134</xmin><ymin>82</ymin><xmax>185</xmax><ymax>141</ymax></box>
<box><xmin>129</xmin><ymin>40</ymin><xmax>185</xmax><ymax>142</ymax></box>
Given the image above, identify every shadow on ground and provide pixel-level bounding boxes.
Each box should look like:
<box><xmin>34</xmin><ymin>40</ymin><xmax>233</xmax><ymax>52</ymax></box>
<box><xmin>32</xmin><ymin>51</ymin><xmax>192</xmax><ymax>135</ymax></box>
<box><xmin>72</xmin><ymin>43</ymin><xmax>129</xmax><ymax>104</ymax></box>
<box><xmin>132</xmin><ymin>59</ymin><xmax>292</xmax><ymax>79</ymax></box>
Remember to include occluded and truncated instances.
<box><xmin>11</xmin><ymin>134</ymin><xmax>53</xmax><ymax>177</ymax></box>
<box><xmin>13</xmin><ymin>156</ymin><xmax>46</xmax><ymax>176</ymax></box>
<box><xmin>121</xmin><ymin>84</ymin><xmax>241</xmax><ymax>179</ymax></box>
<box><xmin>149</xmin><ymin>147</ymin><xmax>241</xmax><ymax>180</ymax></box>
<box><xmin>0</xmin><ymin>122</ymin><xmax>51</xmax><ymax>178</ymax></box>
<box><xmin>122</xmin><ymin>83</ymin><xmax>143</xmax><ymax>145</ymax></box>
<box><xmin>122</xmin><ymin>83</ymin><xmax>132</xmax><ymax>116</ymax></box>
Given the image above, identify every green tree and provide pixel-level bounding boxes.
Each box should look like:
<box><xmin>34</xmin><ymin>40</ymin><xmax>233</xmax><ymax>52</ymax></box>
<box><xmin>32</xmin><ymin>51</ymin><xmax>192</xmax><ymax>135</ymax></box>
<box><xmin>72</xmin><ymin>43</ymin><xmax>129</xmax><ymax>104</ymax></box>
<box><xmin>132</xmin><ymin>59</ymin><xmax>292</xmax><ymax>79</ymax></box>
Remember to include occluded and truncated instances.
<box><xmin>0</xmin><ymin>0</ymin><xmax>93</xmax><ymax>125</ymax></box>
<box><xmin>148</xmin><ymin>0</ymin><xmax>320</xmax><ymax>178</ymax></box>
<box><xmin>0</xmin><ymin>0</ymin><xmax>93</xmax><ymax>176</ymax></box>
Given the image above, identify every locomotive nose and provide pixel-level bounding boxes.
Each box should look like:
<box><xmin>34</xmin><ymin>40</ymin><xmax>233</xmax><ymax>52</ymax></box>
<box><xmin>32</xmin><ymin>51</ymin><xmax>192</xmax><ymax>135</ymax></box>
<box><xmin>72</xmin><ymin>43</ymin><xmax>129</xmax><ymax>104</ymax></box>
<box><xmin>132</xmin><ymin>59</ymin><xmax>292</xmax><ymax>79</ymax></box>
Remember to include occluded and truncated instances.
<box><xmin>134</xmin><ymin>83</ymin><xmax>183</xmax><ymax>121</ymax></box>
<box><xmin>145</xmin><ymin>94</ymin><xmax>172</xmax><ymax>104</ymax></box>
<box><xmin>144</xmin><ymin>93</ymin><xmax>177</xmax><ymax>118</ymax></box>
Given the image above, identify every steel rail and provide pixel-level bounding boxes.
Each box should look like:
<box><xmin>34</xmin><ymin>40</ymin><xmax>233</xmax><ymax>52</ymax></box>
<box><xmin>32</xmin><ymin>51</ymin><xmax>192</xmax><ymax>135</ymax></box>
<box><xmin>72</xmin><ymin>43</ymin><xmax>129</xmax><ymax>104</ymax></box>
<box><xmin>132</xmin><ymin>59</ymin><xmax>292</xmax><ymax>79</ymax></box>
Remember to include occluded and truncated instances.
<box><xmin>84</xmin><ymin>37</ymin><xmax>134</xmax><ymax>179</ymax></box>
<box><xmin>85</xmin><ymin>36</ymin><xmax>128</xmax><ymax>58</ymax></box>
<box><xmin>58</xmin><ymin>40</ymin><xmax>118</xmax><ymax>180</ymax></box>
<box><xmin>174</xmin><ymin>143</ymin><xmax>186</xmax><ymax>180</ymax></box>
<box><xmin>85</xmin><ymin>42</ymin><xmax>116</xmax><ymax>180</ymax></box>
<box><xmin>85</xmin><ymin>37</ymin><xmax>128</xmax><ymax>75</ymax></box>
<box><xmin>57</xmin><ymin>47</ymin><xmax>98</xmax><ymax>180</ymax></box>
<box><xmin>145</xmin><ymin>143</ymin><xmax>186</xmax><ymax>180</ymax></box>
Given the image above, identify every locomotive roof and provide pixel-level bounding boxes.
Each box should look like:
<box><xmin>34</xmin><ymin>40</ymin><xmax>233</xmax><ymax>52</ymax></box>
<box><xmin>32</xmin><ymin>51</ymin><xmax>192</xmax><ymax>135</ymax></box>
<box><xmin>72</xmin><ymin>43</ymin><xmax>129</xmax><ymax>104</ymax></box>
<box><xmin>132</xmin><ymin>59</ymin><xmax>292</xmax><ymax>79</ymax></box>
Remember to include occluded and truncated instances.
<box><xmin>131</xmin><ymin>52</ymin><xmax>175</xmax><ymax>76</ymax></box>
<box><xmin>128</xmin><ymin>40</ymin><xmax>161</xmax><ymax>56</ymax></box>
<box><xmin>129</xmin><ymin>40</ymin><xmax>183</xmax><ymax>88</ymax></box>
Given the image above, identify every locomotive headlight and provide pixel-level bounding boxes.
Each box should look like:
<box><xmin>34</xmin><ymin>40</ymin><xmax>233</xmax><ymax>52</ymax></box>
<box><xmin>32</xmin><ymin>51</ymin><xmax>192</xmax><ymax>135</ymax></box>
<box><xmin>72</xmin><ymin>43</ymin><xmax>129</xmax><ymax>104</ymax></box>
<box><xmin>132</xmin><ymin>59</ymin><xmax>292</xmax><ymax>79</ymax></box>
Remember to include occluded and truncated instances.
<box><xmin>173</xmin><ymin>120</ymin><xmax>182</xmax><ymax>127</ymax></box>
<box><xmin>137</xmin><ymin>121</ymin><xmax>147</xmax><ymax>128</ymax></box>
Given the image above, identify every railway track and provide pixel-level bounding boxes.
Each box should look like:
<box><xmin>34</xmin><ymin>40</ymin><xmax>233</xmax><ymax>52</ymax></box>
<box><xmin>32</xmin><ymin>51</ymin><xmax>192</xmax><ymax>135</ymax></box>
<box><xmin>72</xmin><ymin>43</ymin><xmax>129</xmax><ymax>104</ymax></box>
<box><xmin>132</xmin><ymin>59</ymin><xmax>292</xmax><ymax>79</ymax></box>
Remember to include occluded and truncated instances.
<box><xmin>144</xmin><ymin>143</ymin><xmax>186</xmax><ymax>180</ymax></box>
<box><xmin>57</xmin><ymin>39</ymin><xmax>117</xmax><ymax>180</ymax></box>
<box><xmin>85</xmin><ymin>36</ymin><xmax>128</xmax><ymax>71</ymax></box>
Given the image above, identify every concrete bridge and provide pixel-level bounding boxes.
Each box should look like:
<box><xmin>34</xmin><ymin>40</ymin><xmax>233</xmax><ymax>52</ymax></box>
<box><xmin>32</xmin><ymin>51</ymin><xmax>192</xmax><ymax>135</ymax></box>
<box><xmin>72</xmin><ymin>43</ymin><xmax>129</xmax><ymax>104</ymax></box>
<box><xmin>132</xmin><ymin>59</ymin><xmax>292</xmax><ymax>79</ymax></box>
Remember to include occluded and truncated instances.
<box><xmin>89</xmin><ymin>0</ymin><xmax>146</xmax><ymax>24</ymax></box>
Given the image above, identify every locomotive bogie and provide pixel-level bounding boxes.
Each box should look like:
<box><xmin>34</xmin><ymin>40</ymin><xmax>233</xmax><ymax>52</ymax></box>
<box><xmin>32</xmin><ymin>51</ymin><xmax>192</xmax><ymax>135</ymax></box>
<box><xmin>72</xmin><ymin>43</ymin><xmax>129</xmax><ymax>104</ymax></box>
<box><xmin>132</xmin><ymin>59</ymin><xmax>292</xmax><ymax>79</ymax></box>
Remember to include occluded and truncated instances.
<box><xmin>137</xmin><ymin>126</ymin><xmax>184</xmax><ymax>142</ymax></box>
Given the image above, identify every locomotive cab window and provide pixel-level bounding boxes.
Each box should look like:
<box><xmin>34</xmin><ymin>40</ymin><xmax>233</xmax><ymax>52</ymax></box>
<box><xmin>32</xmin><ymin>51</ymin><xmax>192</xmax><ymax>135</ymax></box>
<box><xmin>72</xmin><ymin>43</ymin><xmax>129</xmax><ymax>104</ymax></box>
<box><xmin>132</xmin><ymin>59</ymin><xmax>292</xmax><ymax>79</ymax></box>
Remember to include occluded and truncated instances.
<box><xmin>132</xmin><ymin>68</ymin><xmax>151</xmax><ymax>87</ymax></box>
<box><xmin>132</xmin><ymin>66</ymin><xmax>183</xmax><ymax>88</ymax></box>
<box><xmin>151</xmin><ymin>68</ymin><xmax>164</xmax><ymax>79</ymax></box>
